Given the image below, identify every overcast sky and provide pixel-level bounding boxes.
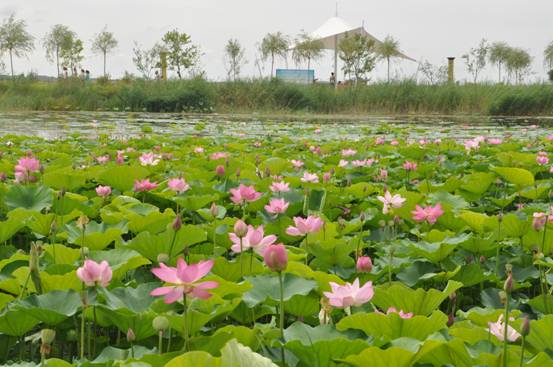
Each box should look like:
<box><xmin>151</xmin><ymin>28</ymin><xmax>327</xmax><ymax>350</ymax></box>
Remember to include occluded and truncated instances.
<box><xmin>1</xmin><ymin>0</ymin><xmax>552</xmax><ymax>82</ymax></box>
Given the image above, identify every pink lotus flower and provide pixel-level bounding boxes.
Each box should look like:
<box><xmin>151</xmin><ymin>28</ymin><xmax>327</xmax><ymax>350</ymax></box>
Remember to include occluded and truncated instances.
<box><xmin>269</xmin><ymin>181</ymin><xmax>290</xmax><ymax>193</ymax></box>
<box><xmin>76</xmin><ymin>259</ymin><xmax>112</xmax><ymax>287</ymax></box>
<box><xmin>254</xmin><ymin>141</ymin><xmax>262</xmax><ymax>148</ymax></box>
<box><xmin>533</xmin><ymin>212</ymin><xmax>548</xmax><ymax>230</ymax></box>
<box><xmin>323</xmin><ymin>172</ymin><xmax>331</xmax><ymax>182</ymax></box>
<box><xmin>403</xmin><ymin>161</ymin><xmax>417</xmax><ymax>171</ymax></box>
<box><xmin>264</xmin><ymin>244</ymin><xmax>288</xmax><ymax>272</ymax></box>
<box><xmin>377</xmin><ymin>169</ymin><xmax>388</xmax><ymax>181</ymax></box>
<box><xmin>168</xmin><ymin>178</ymin><xmax>190</xmax><ymax>194</ymax></box>
<box><xmin>323</xmin><ymin>278</ymin><xmax>374</xmax><ymax>308</ymax></box>
<box><xmin>411</xmin><ymin>203</ymin><xmax>444</xmax><ymax>224</ymax></box>
<box><xmin>537</xmin><ymin>152</ymin><xmax>549</xmax><ymax>165</ymax></box>
<box><xmin>375</xmin><ymin>137</ymin><xmax>385</xmax><ymax>145</ymax></box>
<box><xmin>377</xmin><ymin>191</ymin><xmax>406</xmax><ymax>215</ymax></box>
<box><xmin>265</xmin><ymin>198</ymin><xmax>289</xmax><ymax>215</ymax></box>
<box><xmin>210</xmin><ymin>152</ymin><xmax>229</xmax><ymax>160</ymax></box>
<box><xmin>229</xmin><ymin>184</ymin><xmax>262</xmax><ymax>205</ymax></box>
<box><xmin>194</xmin><ymin>146</ymin><xmax>205</xmax><ymax>154</ymax></box>
<box><xmin>96</xmin><ymin>185</ymin><xmax>112</xmax><ymax>198</ymax></box>
<box><xmin>286</xmin><ymin>216</ymin><xmax>324</xmax><ymax>236</ymax></box>
<box><xmin>338</xmin><ymin>160</ymin><xmax>349</xmax><ymax>168</ymax></box>
<box><xmin>96</xmin><ymin>155</ymin><xmax>110</xmax><ymax>164</ymax></box>
<box><xmin>433</xmin><ymin>138</ymin><xmax>442</xmax><ymax>144</ymax></box>
<box><xmin>390</xmin><ymin>139</ymin><xmax>399</xmax><ymax>146</ymax></box>
<box><xmin>229</xmin><ymin>225</ymin><xmax>277</xmax><ymax>255</ymax></box>
<box><xmin>215</xmin><ymin>165</ymin><xmax>226</xmax><ymax>176</ymax></box>
<box><xmin>464</xmin><ymin>139</ymin><xmax>480</xmax><ymax>152</ymax></box>
<box><xmin>376</xmin><ymin>307</ymin><xmax>414</xmax><ymax>319</ymax></box>
<box><xmin>14</xmin><ymin>157</ymin><xmax>41</xmax><ymax>183</ymax></box>
<box><xmin>150</xmin><ymin>258</ymin><xmax>218</xmax><ymax>303</ymax></box>
<box><xmin>356</xmin><ymin>256</ymin><xmax>372</xmax><ymax>273</ymax></box>
<box><xmin>310</xmin><ymin>146</ymin><xmax>321</xmax><ymax>154</ymax></box>
<box><xmin>301</xmin><ymin>172</ymin><xmax>319</xmax><ymax>183</ymax></box>
<box><xmin>134</xmin><ymin>179</ymin><xmax>158</xmax><ymax>192</ymax></box>
<box><xmin>139</xmin><ymin>152</ymin><xmax>160</xmax><ymax>166</ymax></box>
<box><xmin>342</xmin><ymin>149</ymin><xmax>357</xmax><ymax>157</ymax></box>
<box><xmin>487</xmin><ymin>138</ymin><xmax>502</xmax><ymax>145</ymax></box>
<box><xmin>290</xmin><ymin>160</ymin><xmax>304</xmax><ymax>169</ymax></box>
<box><xmin>116</xmin><ymin>151</ymin><xmax>125</xmax><ymax>164</ymax></box>
<box><xmin>488</xmin><ymin>314</ymin><xmax>521</xmax><ymax>342</ymax></box>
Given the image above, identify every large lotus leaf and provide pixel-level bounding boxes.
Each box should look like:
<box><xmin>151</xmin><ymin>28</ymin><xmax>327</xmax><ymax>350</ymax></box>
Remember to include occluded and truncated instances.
<box><xmin>43</xmin><ymin>244</ymin><xmax>80</xmax><ymax>265</ymax></box>
<box><xmin>64</xmin><ymin>220</ymin><xmax>128</xmax><ymax>250</ymax></box>
<box><xmin>284</xmin><ymin>322</ymin><xmax>346</xmax><ymax>344</ymax></box>
<box><xmin>92</xmin><ymin>345</ymin><xmax>156</xmax><ymax>363</ymax></box>
<box><xmin>126</xmin><ymin>225</ymin><xmax>206</xmax><ymax>261</ymax></box>
<box><xmin>526</xmin><ymin>315</ymin><xmax>553</xmax><ymax>353</ymax></box>
<box><xmin>284</xmin><ymin>293</ymin><xmax>319</xmax><ymax>317</ymax></box>
<box><xmin>459</xmin><ymin>172</ymin><xmax>495</xmax><ymax>194</ymax></box>
<box><xmin>406</xmin><ymin>338</ymin><xmax>475</xmax><ymax>367</ymax></box>
<box><xmin>101</xmin><ymin>200</ymin><xmax>175</xmax><ymax>234</ymax></box>
<box><xmin>99</xmin><ymin>283</ymin><xmax>158</xmax><ymax>313</ymax></box>
<box><xmin>342</xmin><ymin>342</ymin><xmax>441</xmax><ymax>367</ymax></box>
<box><xmin>458</xmin><ymin>211</ymin><xmax>490</xmax><ymax>233</ymax></box>
<box><xmin>0</xmin><ymin>293</ymin><xmax>14</xmax><ymax>309</ymax></box>
<box><xmin>371</xmin><ymin>280</ymin><xmax>462</xmax><ymax>316</ymax></box>
<box><xmin>428</xmin><ymin>191</ymin><xmax>469</xmax><ymax>213</ymax></box>
<box><xmin>95</xmin><ymin>306</ymin><xmax>157</xmax><ymax>341</ymax></box>
<box><xmin>52</xmin><ymin>192</ymin><xmax>98</xmax><ymax>218</ymax></box>
<box><xmin>259</xmin><ymin>157</ymin><xmax>289</xmax><ymax>175</ymax></box>
<box><xmin>165</xmin><ymin>351</ymin><xmax>221</xmax><ymax>367</ymax></box>
<box><xmin>220</xmin><ymin>339</ymin><xmax>278</xmax><ymax>367</ymax></box>
<box><xmin>336</xmin><ymin>311</ymin><xmax>447</xmax><ymax>342</ymax></box>
<box><xmin>500</xmin><ymin>213</ymin><xmax>530</xmax><ymax>239</ymax></box>
<box><xmin>0</xmin><ymin>213</ymin><xmax>29</xmax><ymax>243</ymax></box>
<box><xmin>308</xmin><ymin>237</ymin><xmax>356</xmax><ymax>270</ymax></box>
<box><xmin>286</xmin><ymin>338</ymin><xmax>368</xmax><ymax>367</ymax></box>
<box><xmin>0</xmin><ymin>306</ymin><xmax>40</xmax><ymax>336</ymax></box>
<box><xmin>98</xmin><ymin>164</ymin><xmax>150</xmax><ymax>192</ymax></box>
<box><xmin>15</xmin><ymin>290</ymin><xmax>81</xmax><ymax>324</ymax></box>
<box><xmin>88</xmin><ymin>249</ymin><xmax>150</xmax><ymax>280</ymax></box>
<box><xmin>211</xmin><ymin>325</ymin><xmax>260</xmax><ymax>351</ymax></box>
<box><xmin>5</xmin><ymin>184</ymin><xmax>53</xmax><ymax>211</ymax></box>
<box><xmin>42</xmin><ymin>167</ymin><xmax>86</xmax><ymax>191</ymax></box>
<box><xmin>243</xmin><ymin>273</ymin><xmax>318</xmax><ymax>307</ymax></box>
<box><xmin>520</xmin><ymin>183</ymin><xmax>550</xmax><ymax>200</ymax></box>
<box><xmin>174</xmin><ymin>193</ymin><xmax>220</xmax><ymax>211</ymax></box>
<box><xmin>286</xmin><ymin>261</ymin><xmax>343</xmax><ymax>292</ymax></box>
<box><xmin>393</xmin><ymin>189</ymin><xmax>424</xmax><ymax>220</ymax></box>
<box><xmin>491</xmin><ymin>166</ymin><xmax>534</xmax><ymax>187</ymax></box>
<box><xmin>40</xmin><ymin>271</ymin><xmax>81</xmax><ymax>292</ymax></box>
<box><xmin>167</xmin><ymin>297</ymin><xmax>241</xmax><ymax>336</ymax></box>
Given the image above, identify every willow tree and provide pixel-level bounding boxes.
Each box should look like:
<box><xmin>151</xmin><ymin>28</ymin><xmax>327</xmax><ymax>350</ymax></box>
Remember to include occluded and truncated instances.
<box><xmin>505</xmin><ymin>47</ymin><xmax>532</xmax><ymax>84</ymax></box>
<box><xmin>224</xmin><ymin>38</ymin><xmax>246</xmax><ymax>81</ymax></box>
<box><xmin>92</xmin><ymin>27</ymin><xmax>118</xmax><ymax>78</ymax></box>
<box><xmin>376</xmin><ymin>35</ymin><xmax>401</xmax><ymax>82</ymax></box>
<box><xmin>43</xmin><ymin>24</ymin><xmax>75</xmax><ymax>77</ymax></box>
<box><xmin>61</xmin><ymin>38</ymin><xmax>84</xmax><ymax>75</ymax></box>
<box><xmin>0</xmin><ymin>14</ymin><xmax>34</xmax><ymax>78</ymax></box>
<box><xmin>488</xmin><ymin>42</ymin><xmax>510</xmax><ymax>83</ymax></box>
<box><xmin>544</xmin><ymin>41</ymin><xmax>553</xmax><ymax>71</ymax></box>
<box><xmin>292</xmin><ymin>33</ymin><xmax>323</xmax><ymax>72</ymax></box>
<box><xmin>260</xmin><ymin>32</ymin><xmax>289</xmax><ymax>78</ymax></box>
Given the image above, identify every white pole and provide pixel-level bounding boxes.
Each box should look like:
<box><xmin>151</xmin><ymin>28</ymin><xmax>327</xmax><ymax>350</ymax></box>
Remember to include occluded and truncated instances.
<box><xmin>334</xmin><ymin>35</ymin><xmax>338</xmax><ymax>87</ymax></box>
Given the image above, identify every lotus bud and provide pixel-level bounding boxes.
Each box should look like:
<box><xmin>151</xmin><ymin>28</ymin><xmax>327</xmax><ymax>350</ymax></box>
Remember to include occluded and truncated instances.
<box><xmin>152</xmin><ymin>316</ymin><xmax>170</xmax><ymax>332</ymax></box>
<box><xmin>210</xmin><ymin>202</ymin><xmax>219</xmax><ymax>217</ymax></box>
<box><xmin>499</xmin><ymin>290</ymin><xmax>507</xmax><ymax>305</ymax></box>
<box><xmin>521</xmin><ymin>315</ymin><xmax>530</xmax><ymax>336</ymax></box>
<box><xmin>126</xmin><ymin>328</ymin><xmax>136</xmax><ymax>343</ymax></box>
<box><xmin>157</xmin><ymin>253</ymin><xmax>169</xmax><ymax>264</ymax></box>
<box><xmin>356</xmin><ymin>256</ymin><xmax>373</xmax><ymax>273</ymax></box>
<box><xmin>393</xmin><ymin>215</ymin><xmax>401</xmax><ymax>224</ymax></box>
<box><xmin>498</xmin><ymin>212</ymin><xmax>503</xmax><ymax>223</ymax></box>
<box><xmin>76</xmin><ymin>215</ymin><xmax>89</xmax><ymax>230</ymax></box>
<box><xmin>172</xmin><ymin>215</ymin><xmax>182</xmax><ymax>231</ymax></box>
<box><xmin>215</xmin><ymin>165</ymin><xmax>225</xmax><ymax>177</ymax></box>
<box><xmin>235</xmin><ymin>168</ymin><xmax>241</xmax><ymax>178</ymax></box>
<box><xmin>233</xmin><ymin>220</ymin><xmax>248</xmax><ymax>237</ymax></box>
<box><xmin>323</xmin><ymin>172</ymin><xmax>331</xmax><ymax>183</ymax></box>
<box><xmin>225</xmin><ymin>158</ymin><xmax>230</xmax><ymax>168</ymax></box>
<box><xmin>449</xmin><ymin>291</ymin><xmax>457</xmax><ymax>303</ymax></box>
<box><xmin>338</xmin><ymin>217</ymin><xmax>345</xmax><ymax>230</ymax></box>
<box><xmin>466</xmin><ymin>255</ymin><xmax>473</xmax><ymax>264</ymax></box>
<box><xmin>447</xmin><ymin>313</ymin><xmax>455</xmax><ymax>327</ymax></box>
<box><xmin>479</xmin><ymin>255</ymin><xmax>486</xmax><ymax>263</ymax></box>
<box><xmin>41</xmin><ymin>329</ymin><xmax>56</xmax><ymax>344</ymax></box>
<box><xmin>264</xmin><ymin>244</ymin><xmax>288</xmax><ymax>272</ymax></box>
<box><xmin>359</xmin><ymin>212</ymin><xmax>366</xmax><ymax>222</ymax></box>
<box><xmin>264</xmin><ymin>167</ymin><xmax>271</xmax><ymax>178</ymax></box>
<box><xmin>0</xmin><ymin>172</ymin><xmax>6</xmax><ymax>182</ymax></box>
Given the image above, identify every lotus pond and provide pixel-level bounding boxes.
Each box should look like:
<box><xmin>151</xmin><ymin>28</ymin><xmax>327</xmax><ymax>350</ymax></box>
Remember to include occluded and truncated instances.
<box><xmin>2</xmin><ymin>113</ymin><xmax>553</xmax><ymax>367</ymax></box>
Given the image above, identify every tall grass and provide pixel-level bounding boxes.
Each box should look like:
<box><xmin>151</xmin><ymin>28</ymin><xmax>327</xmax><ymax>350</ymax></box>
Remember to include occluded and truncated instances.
<box><xmin>0</xmin><ymin>77</ymin><xmax>552</xmax><ymax>115</ymax></box>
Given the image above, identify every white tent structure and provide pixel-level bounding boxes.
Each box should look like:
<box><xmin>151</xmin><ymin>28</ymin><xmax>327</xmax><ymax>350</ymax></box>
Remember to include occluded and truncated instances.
<box><xmin>305</xmin><ymin>16</ymin><xmax>415</xmax><ymax>85</ymax></box>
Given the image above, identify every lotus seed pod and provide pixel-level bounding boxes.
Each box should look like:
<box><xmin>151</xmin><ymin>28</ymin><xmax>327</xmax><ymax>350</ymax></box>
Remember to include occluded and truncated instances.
<box><xmin>66</xmin><ymin>329</ymin><xmax>78</xmax><ymax>341</ymax></box>
<box><xmin>41</xmin><ymin>329</ymin><xmax>56</xmax><ymax>344</ymax></box>
<box><xmin>152</xmin><ymin>316</ymin><xmax>170</xmax><ymax>332</ymax></box>
<box><xmin>157</xmin><ymin>253</ymin><xmax>169</xmax><ymax>264</ymax></box>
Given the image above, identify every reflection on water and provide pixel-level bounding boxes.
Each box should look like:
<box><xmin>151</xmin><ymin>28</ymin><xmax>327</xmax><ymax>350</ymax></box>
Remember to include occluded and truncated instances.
<box><xmin>1</xmin><ymin>111</ymin><xmax>552</xmax><ymax>141</ymax></box>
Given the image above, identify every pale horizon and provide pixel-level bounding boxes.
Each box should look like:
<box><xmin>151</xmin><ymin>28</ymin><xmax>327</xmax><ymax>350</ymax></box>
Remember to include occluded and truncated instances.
<box><xmin>1</xmin><ymin>0</ymin><xmax>552</xmax><ymax>83</ymax></box>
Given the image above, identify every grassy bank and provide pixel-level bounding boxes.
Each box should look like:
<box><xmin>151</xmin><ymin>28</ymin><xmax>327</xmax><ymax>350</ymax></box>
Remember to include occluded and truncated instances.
<box><xmin>0</xmin><ymin>77</ymin><xmax>552</xmax><ymax>115</ymax></box>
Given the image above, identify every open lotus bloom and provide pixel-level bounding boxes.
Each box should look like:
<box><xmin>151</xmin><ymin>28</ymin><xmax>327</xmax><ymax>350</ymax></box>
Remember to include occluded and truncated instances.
<box><xmin>229</xmin><ymin>184</ymin><xmax>262</xmax><ymax>205</ymax></box>
<box><xmin>323</xmin><ymin>278</ymin><xmax>374</xmax><ymax>308</ymax></box>
<box><xmin>487</xmin><ymin>314</ymin><xmax>521</xmax><ymax>342</ymax></box>
<box><xmin>150</xmin><ymin>258</ymin><xmax>218</xmax><ymax>304</ymax></box>
<box><xmin>286</xmin><ymin>216</ymin><xmax>324</xmax><ymax>236</ymax></box>
<box><xmin>229</xmin><ymin>225</ymin><xmax>277</xmax><ymax>255</ymax></box>
<box><xmin>377</xmin><ymin>191</ymin><xmax>406</xmax><ymax>215</ymax></box>
<box><xmin>411</xmin><ymin>203</ymin><xmax>444</xmax><ymax>224</ymax></box>
<box><xmin>76</xmin><ymin>259</ymin><xmax>112</xmax><ymax>288</ymax></box>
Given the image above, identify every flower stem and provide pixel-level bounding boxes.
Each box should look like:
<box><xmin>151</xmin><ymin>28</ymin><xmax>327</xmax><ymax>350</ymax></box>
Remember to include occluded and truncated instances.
<box><xmin>183</xmin><ymin>296</ymin><xmax>189</xmax><ymax>352</ymax></box>
<box><xmin>80</xmin><ymin>304</ymin><xmax>86</xmax><ymax>360</ymax></box>
<box><xmin>502</xmin><ymin>291</ymin><xmax>510</xmax><ymax>367</ymax></box>
<box><xmin>519</xmin><ymin>335</ymin><xmax>525</xmax><ymax>367</ymax></box>
<box><xmin>158</xmin><ymin>331</ymin><xmax>163</xmax><ymax>354</ymax></box>
<box><xmin>239</xmin><ymin>238</ymin><xmax>243</xmax><ymax>278</ymax></box>
<box><xmin>278</xmin><ymin>271</ymin><xmax>285</xmax><ymax>367</ymax></box>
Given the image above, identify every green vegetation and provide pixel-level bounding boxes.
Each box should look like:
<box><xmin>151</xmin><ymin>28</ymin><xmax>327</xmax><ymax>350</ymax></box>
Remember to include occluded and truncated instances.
<box><xmin>0</xmin><ymin>78</ymin><xmax>553</xmax><ymax>115</ymax></box>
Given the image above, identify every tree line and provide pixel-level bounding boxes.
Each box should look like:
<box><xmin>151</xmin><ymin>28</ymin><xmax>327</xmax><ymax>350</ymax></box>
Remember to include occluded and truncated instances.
<box><xmin>0</xmin><ymin>13</ymin><xmax>552</xmax><ymax>83</ymax></box>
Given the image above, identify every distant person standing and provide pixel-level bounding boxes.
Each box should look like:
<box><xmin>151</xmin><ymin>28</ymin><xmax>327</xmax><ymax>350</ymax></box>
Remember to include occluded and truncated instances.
<box><xmin>85</xmin><ymin>70</ymin><xmax>90</xmax><ymax>81</ymax></box>
<box><xmin>80</xmin><ymin>69</ymin><xmax>85</xmax><ymax>79</ymax></box>
<box><xmin>62</xmin><ymin>67</ymin><xmax>68</xmax><ymax>79</ymax></box>
<box><xmin>155</xmin><ymin>70</ymin><xmax>161</xmax><ymax>81</ymax></box>
<box><xmin>330</xmin><ymin>72</ymin><xmax>336</xmax><ymax>85</ymax></box>
<box><xmin>73</xmin><ymin>66</ymin><xmax>77</xmax><ymax>77</ymax></box>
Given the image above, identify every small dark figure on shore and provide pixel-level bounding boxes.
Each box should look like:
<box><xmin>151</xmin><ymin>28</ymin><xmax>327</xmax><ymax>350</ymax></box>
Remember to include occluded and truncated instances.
<box><xmin>85</xmin><ymin>70</ymin><xmax>90</xmax><ymax>81</ymax></box>
<box><xmin>62</xmin><ymin>67</ymin><xmax>68</xmax><ymax>79</ymax></box>
<box><xmin>80</xmin><ymin>69</ymin><xmax>85</xmax><ymax>79</ymax></box>
<box><xmin>330</xmin><ymin>72</ymin><xmax>336</xmax><ymax>84</ymax></box>
<box><xmin>72</xmin><ymin>66</ymin><xmax>77</xmax><ymax>76</ymax></box>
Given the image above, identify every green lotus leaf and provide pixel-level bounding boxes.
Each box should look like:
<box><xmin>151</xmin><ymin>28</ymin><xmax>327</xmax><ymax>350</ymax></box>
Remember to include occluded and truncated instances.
<box><xmin>98</xmin><ymin>164</ymin><xmax>150</xmax><ymax>192</ymax></box>
<box><xmin>15</xmin><ymin>290</ymin><xmax>81</xmax><ymax>324</ymax></box>
<box><xmin>64</xmin><ymin>220</ymin><xmax>128</xmax><ymax>250</ymax></box>
<box><xmin>5</xmin><ymin>184</ymin><xmax>53</xmax><ymax>212</ymax></box>
<box><xmin>243</xmin><ymin>273</ymin><xmax>318</xmax><ymax>307</ymax></box>
<box><xmin>491</xmin><ymin>166</ymin><xmax>534</xmax><ymax>187</ymax></box>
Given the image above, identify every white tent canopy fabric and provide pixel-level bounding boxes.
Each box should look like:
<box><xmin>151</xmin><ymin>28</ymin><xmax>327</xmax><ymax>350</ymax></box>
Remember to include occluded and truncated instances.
<box><xmin>297</xmin><ymin>16</ymin><xmax>416</xmax><ymax>84</ymax></box>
